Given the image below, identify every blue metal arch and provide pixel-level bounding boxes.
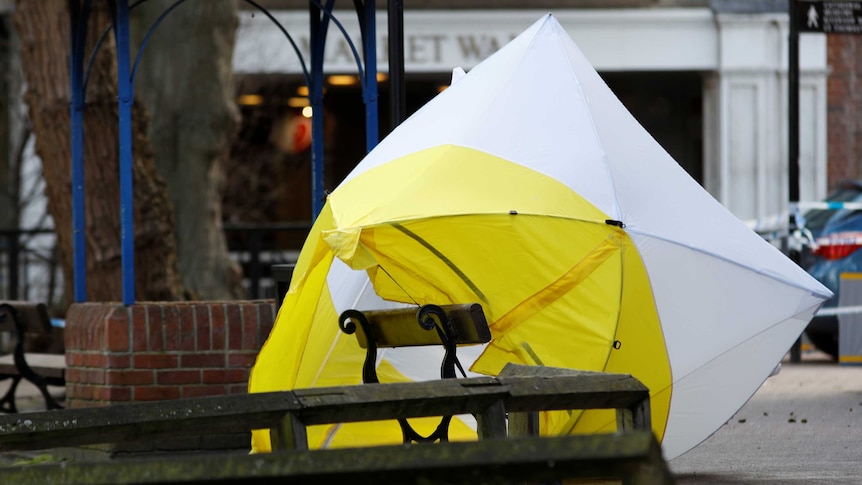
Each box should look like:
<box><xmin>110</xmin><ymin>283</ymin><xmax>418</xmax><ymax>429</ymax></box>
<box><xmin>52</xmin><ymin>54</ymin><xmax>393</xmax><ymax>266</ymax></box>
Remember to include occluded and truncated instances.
<box><xmin>68</xmin><ymin>0</ymin><xmax>381</xmax><ymax>305</ymax></box>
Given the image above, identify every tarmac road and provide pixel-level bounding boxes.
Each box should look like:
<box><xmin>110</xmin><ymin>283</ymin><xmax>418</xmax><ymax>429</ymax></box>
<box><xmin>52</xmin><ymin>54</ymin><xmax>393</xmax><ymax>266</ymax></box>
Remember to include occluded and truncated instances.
<box><xmin>670</xmin><ymin>351</ymin><xmax>862</xmax><ymax>484</ymax></box>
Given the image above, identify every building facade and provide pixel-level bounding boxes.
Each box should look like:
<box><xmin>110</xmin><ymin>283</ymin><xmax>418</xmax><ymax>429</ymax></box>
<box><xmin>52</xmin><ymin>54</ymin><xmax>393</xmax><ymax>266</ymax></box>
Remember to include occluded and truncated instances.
<box><xmin>236</xmin><ymin>0</ymin><xmax>837</xmax><ymax>227</ymax></box>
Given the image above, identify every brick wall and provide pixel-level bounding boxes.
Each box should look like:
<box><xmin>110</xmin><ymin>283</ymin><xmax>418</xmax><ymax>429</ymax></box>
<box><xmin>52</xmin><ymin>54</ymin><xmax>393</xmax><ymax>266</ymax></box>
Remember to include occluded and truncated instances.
<box><xmin>64</xmin><ymin>301</ymin><xmax>275</xmax><ymax>408</ymax></box>
<box><xmin>827</xmin><ymin>35</ymin><xmax>862</xmax><ymax>186</ymax></box>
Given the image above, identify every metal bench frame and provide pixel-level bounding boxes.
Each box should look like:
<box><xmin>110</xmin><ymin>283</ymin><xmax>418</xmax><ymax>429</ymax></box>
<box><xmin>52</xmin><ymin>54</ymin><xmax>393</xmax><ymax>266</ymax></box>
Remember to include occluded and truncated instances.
<box><xmin>0</xmin><ymin>301</ymin><xmax>65</xmax><ymax>412</ymax></box>
<box><xmin>338</xmin><ymin>303</ymin><xmax>491</xmax><ymax>443</ymax></box>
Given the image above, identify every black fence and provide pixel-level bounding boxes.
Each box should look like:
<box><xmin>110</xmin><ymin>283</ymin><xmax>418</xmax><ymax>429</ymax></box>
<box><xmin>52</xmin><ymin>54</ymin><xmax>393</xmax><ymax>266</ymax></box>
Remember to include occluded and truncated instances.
<box><xmin>0</xmin><ymin>228</ymin><xmax>61</xmax><ymax>305</ymax></box>
<box><xmin>223</xmin><ymin>222</ymin><xmax>310</xmax><ymax>300</ymax></box>
<box><xmin>0</xmin><ymin>223</ymin><xmax>311</xmax><ymax>304</ymax></box>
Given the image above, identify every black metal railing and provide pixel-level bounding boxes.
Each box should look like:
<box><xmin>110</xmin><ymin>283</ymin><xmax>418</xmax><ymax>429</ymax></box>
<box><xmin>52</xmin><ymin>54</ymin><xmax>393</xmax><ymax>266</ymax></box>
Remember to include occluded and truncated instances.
<box><xmin>223</xmin><ymin>222</ymin><xmax>311</xmax><ymax>300</ymax></box>
<box><xmin>0</xmin><ymin>223</ymin><xmax>310</xmax><ymax>304</ymax></box>
<box><xmin>0</xmin><ymin>228</ymin><xmax>61</xmax><ymax>305</ymax></box>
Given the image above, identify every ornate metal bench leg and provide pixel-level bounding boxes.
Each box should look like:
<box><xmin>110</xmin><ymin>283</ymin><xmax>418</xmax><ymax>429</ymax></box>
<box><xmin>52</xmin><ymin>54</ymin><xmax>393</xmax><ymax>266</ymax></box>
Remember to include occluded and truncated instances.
<box><xmin>0</xmin><ymin>375</ymin><xmax>21</xmax><ymax>414</ymax></box>
<box><xmin>339</xmin><ymin>310</ymin><xmax>381</xmax><ymax>384</ymax></box>
<box><xmin>398</xmin><ymin>415</ymin><xmax>452</xmax><ymax>443</ymax></box>
<box><xmin>339</xmin><ymin>305</ymin><xmax>472</xmax><ymax>444</ymax></box>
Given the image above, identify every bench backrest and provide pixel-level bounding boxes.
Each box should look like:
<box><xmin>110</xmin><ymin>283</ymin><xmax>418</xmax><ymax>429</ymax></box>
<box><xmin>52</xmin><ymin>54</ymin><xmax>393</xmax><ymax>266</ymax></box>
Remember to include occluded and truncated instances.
<box><xmin>348</xmin><ymin>303</ymin><xmax>491</xmax><ymax>349</ymax></box>
<box><xmin>0</xmin><ymin>301</ymin><xmax>55</xmax><ymax>354</ymax></box>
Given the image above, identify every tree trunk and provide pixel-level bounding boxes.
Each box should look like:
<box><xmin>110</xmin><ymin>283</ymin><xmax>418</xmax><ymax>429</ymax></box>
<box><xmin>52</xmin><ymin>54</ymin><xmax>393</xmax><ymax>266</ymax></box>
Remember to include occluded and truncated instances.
<box><xmin>13</xmin><ymin>1</ymin><xmax>183</xmax><ymax>303</ymax></box>
<box><xmin>131</xmin><ymin>0</ymin><xmax>244</xmax><ymax>300</ymax></box>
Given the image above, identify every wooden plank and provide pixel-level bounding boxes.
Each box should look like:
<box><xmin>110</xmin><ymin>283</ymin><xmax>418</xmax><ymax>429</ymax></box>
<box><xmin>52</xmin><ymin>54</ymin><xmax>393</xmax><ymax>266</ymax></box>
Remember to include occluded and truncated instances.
<box><xmin>0</xmin><ymin>391</ymin><xmax>302</xmax><ymax>452</ymax></box>
<box><xmin>0</xmin><ymin>432</ymin><xmax>674</xmax><ymax>485</ymax></box>
<box><xmin>349</xmin><ymin>303</ymin><xmax>490</xmax><ymax>348</ymax></box>
<box><xmin>501</xmin><ymin>375</ymin><xmax>649</xmax><ymax>412</ymax></box>
<box><xmin>291</xmin><ymin>377</ymin><xmax>505</xmax><ymax>425</ymax></box>
<box><xmin>270</xmin><ymin>412</ymin><xmax>308</xmax><ymax>451</ymax></box>
<box><xmin>499</xmin><ymin>364</ymin><xmax>653</xmax><ymax>434</ymax></box>
<box><xmin>0</xmin><ymin>372</ymin><xmax>653</xmax><ymax>452</ymax></box>
<box><xmin>0</xmin><ymin>353</ymin><xmax>66</xmax><ymax>380</ymax></box>
<box><xmin>0</xmin><ymin>379</ymin><xmax>508</xmax><ymax>452</ymax></box>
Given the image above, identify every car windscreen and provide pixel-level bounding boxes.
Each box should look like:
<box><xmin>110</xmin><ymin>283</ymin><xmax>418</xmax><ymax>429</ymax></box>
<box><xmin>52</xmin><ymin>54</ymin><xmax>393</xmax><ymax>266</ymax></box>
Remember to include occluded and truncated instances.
<box><xmin>803</xmin><ymin>187</ymin><xmax>862</xmax><ymax>232</ymax></box>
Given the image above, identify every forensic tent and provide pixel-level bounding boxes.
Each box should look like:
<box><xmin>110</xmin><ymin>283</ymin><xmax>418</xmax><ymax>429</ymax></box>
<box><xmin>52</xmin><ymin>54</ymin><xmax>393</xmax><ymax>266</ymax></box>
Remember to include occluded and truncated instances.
<box><xmin>249</xmin><ymin>14</ymin><xmax>832</xmax><ymax>460</ymax></box>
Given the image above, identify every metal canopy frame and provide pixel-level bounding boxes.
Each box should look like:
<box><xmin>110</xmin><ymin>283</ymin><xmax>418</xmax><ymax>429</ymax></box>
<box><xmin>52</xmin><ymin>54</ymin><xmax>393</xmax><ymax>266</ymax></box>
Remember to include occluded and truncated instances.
<box><xmin>68</xmin><ymin>0</ymin><xmax>404</xmax><ymax>305</ymax></box>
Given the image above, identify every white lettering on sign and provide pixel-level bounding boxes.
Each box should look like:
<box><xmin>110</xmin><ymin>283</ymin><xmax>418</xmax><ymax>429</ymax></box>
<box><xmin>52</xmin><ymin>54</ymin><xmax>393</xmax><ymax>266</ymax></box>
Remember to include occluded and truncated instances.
<box><xmin>457</xmin><ymin>35</ymin><xmax>513</xmax><ymax>60</ymax></box>
<box><xmin>236</xmin><ymin>14</ymin><xmax>522</xmax><ymax>74</ymax></box>
<box><xmin>299</xmin><ymin>33</ymin><xmax>516</xmax><ymax>69</ymax></box>
<box><xmin>820</xmin><ymin>1</ymin><xmax>862</xmax><ymax>34</ymax></box>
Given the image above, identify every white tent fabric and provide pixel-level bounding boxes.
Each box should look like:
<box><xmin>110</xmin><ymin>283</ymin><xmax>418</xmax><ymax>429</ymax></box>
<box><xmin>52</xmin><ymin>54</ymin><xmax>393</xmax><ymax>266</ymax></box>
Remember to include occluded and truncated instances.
<box><xmin>250</xmin><ymin>13</ymin><xmax>831</xmax><ymax>460</ymax></box>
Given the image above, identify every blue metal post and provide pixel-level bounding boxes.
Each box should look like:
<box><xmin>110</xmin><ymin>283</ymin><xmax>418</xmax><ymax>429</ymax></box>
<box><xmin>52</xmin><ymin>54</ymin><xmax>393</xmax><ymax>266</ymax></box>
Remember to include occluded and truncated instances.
<box><xmin>69</xmin><ymin>0</ymin><xmax>89</xmax><ymax>302</ymax></box>
<box><xmin>309</xmin><ymin>2</ymin><xmax>333</xmax><ymax>219</ymax></box>
<box><xmin>114</xmin><ymin>0</ymin><xmax>136</xmax><ymax>305</ymax></box>
<box><xmin>363</xmin><ymin>0</ymin><xmax>378</xmax><ymax>152</ymax></box>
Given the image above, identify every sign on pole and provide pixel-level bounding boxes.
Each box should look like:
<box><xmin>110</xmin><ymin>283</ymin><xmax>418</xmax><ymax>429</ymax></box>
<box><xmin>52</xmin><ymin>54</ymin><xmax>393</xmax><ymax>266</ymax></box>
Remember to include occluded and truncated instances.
<box><xmin>798</xmin><ymin>1</ymin><xmax>862</xmax><ymax>34</ymax></box>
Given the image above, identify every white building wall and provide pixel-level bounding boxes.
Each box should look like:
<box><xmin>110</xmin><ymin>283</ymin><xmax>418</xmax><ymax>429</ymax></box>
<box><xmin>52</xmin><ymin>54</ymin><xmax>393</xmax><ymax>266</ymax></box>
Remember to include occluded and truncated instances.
<box><xmin>706</xmin><ymin>13</ymin><xmax>827</xmax><ymax>223</ymax></box>
<box><xmin>233</xmin><ymin>7</ymin><xmax>828</xmax><ymax>224</ymax></box>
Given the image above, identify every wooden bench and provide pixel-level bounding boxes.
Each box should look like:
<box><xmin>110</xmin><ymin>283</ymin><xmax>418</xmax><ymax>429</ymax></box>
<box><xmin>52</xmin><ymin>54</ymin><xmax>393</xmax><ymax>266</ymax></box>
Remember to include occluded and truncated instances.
<box><xmin>339</xmin><ymin>302</ymin><xmax>492</xmax><ymax>442</ymax></box>
<box><xmin>0</xmin><ymin>301</ymin><xmax>65</xmax><ymax>413</ymax></box>
<box><xmin>0</xmin><ymin>369</ymin><xmax>671</xmax><ymax>483</ymax></box>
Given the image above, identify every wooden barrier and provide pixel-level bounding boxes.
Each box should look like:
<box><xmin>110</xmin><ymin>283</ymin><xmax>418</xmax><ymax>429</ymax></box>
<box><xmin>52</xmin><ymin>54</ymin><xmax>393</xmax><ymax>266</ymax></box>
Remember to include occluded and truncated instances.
<box><xmin>0</xmin><ymin>366</ymin><xmax>672</xmax><ymax>484</ymax></box>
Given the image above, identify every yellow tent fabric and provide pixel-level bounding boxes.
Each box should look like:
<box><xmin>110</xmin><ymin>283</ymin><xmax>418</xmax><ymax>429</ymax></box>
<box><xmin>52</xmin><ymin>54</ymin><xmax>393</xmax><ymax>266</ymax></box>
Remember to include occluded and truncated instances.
<box><xmin>251</xmin><ymin>146</ymin><xmax>672</xmax><ymax>452</ymax></box>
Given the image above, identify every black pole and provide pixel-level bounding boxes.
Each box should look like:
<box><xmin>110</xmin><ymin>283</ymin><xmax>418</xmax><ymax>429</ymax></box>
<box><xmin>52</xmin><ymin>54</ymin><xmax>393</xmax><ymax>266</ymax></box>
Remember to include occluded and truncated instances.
<box><xmin>789</xmin><ymin>1</ymin><xmax>800</xmax><ymax>207</ymax></box>
<box><xmin>388</xmin><ymin>0</ymin><xmax>406</xmax><ymax>130</ymax></box>
<box><xmin>789</xmin><ymin>0</ymin><xmax>803</xmax><ymax>363</ymax></box>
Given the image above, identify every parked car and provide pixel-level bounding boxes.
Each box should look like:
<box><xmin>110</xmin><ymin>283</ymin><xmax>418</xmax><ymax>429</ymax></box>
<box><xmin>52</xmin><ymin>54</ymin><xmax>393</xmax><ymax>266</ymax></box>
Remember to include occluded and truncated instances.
<box><xmin>797</xmin><ymin>180</ymin><xmax>862</xmax><ymax>360</ymax></box>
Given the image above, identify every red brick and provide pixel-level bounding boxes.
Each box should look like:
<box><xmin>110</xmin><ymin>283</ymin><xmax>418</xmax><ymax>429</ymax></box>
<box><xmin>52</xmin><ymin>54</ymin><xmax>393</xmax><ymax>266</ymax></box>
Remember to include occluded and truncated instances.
<box><xmin>227</xmin><ymin>384</ymin><xmax>249</xmax><ymax>395</ymax></box>
<box><xmin>202</xmin><ymin>368</ymin><xmax>249</xmax><ymax>385</ymax></box>
<box><xmin>106</xmin><ymin>369</ymin><xmax>153</xmax><ymax>386</ymax></box>
<box><xmin>196</xmin><ymin>313</ymin><xmax>212</xmax><ymax>350</ymax></box>
<box><xmin>134</xmin><ymin>386</ymin><xmax>181</xmax><ymax>401</ymax></box>
<box><xmin>105</xmin><ymin>308</ymin><xmax>130</xmax><ymax>352</ymax></box>
<box><xmin>241</xmin><ymin>304</ymin><xmax>258</xmax><ymax>350</ymax></box>
<box><xmin>147</xmin><ymin>305</ymin><xmax>165</xmax><ymax>351</ymax></box>
<box><xmin>81</xmin><ymin>369</ymin><xmax>106</xmax><ymax>385</ymax></box>
<box><xmin>70</xmin><ymin>384</ymin><xmax>101</xmax><ymax>401</ymax></box>
<box><xmin>157</xmin><ymin>370</ymin><xmax>201</xmax><ymax>385</ymax></box>
<box><xmin>163</xmin><ymin>306</ymin><xmax>182</xmax><ymax>351</ymax></box>
<box><xmin>131</xmin><ymin>306</ymin><xmax>148</xmax><ymax>352</ymax></box>
<box><xmin>101</xmin><ymin>386</ymin><xmax>132</xmax><ymax>402</ymax></box>
<box><xmin>193</xmin><ymin>305</ymin><xmax>211</xmax><ymax>351</ymax></box>
<box><xmin>134</xmin><ymin>353</ymin><xmax>178</xmax><ymax>369</ymax></box>
<box><xmin>81</xmin><ymin>353</ymin><xmax>107</xmax><ymax>368</ymax></box>
<box><xmin>107</xmin><ymin>354</ymin><xmax>132</xmax><ymax>368</ymax></box>
<box><xmin>228</xmin><ymin>352</ymin><xmax>257</xmax><ymax>368</ymax></box>
<box><xmin>258</xmin><ymin>303</ymin><xmax>275</xmax><ymax>338</ymax></box>
<box><xmin>66</xmin><ymin>352</ymin><xmax>83</xmax><ymax>367</ymax></box>
<box><xmin>211</xmin><ymin>306</ymin><xmax>227</xmax><ymax>350</ymax></box>
<box><xmin>66</xmin><ymin>303</ymin><xmax>114</xmax><ymax>351</ymax></box>
<box><xmin>65</xmin><ymin>368</ymin><xmax>82</xmax><ymax>385</ymax></box>
<box><xmin>179</xmin><ymin>305</ymin><xmax>196</xmax><ymax>351</ymax></box>
<box><xmin>226</xmin><ymin>304</ymin><xmax>242</xmax><ymax>350</ymax></box>
<box><xmin>183</xmin><ymin>385</ymin><xmax>228</xmax><ymax>398</ymax></box>
<box><xmin>180</xmin><ymin>353</ymin><xmax>225</xmax><ymax>368</ymax></box>
<box><xmin>65</xmin><ymin>383</ymin><xmax>84</xmax><ymax>400</ymax></box>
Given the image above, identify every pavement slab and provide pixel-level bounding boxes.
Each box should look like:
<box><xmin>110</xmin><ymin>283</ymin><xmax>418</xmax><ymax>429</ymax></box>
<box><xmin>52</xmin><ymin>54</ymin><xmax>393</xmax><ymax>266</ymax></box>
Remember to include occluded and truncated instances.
<box><xmin>671</xmin><ymin>352</ymin><xmax>862</xmax><ymax>484</ymax></box>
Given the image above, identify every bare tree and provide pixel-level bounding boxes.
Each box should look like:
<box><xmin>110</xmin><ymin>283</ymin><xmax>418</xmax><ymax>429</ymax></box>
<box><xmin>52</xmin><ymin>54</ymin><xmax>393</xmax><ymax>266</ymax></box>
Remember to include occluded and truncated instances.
<box><xmin>14</xmin><ymin>1</ymin><xmax>184</xmax><ymax>302</ymax></box>
<box><xmin>130</xmin><ymin>0</ymin><xmax>243</xmax><ymax>300</ymax></box>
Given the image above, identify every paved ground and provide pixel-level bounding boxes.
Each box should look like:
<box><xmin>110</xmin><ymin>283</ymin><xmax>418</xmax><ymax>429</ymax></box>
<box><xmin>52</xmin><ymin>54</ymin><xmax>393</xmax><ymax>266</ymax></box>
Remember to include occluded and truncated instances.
<box><xmin>670</xmin><ymin>351</ymin><xmax>862</xmax><ymax>484</ymax></box>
